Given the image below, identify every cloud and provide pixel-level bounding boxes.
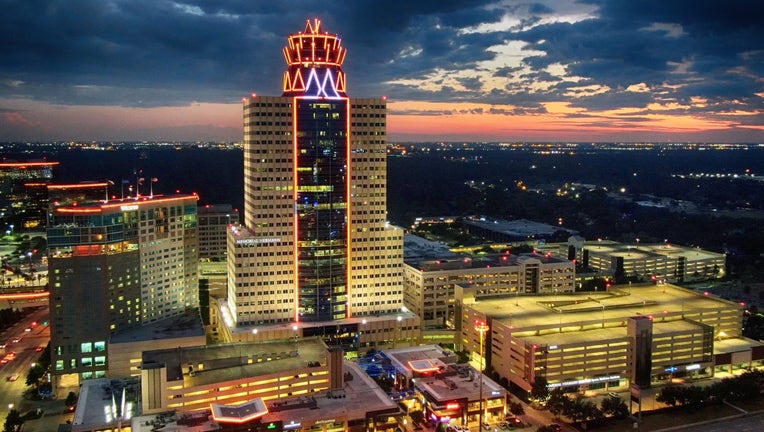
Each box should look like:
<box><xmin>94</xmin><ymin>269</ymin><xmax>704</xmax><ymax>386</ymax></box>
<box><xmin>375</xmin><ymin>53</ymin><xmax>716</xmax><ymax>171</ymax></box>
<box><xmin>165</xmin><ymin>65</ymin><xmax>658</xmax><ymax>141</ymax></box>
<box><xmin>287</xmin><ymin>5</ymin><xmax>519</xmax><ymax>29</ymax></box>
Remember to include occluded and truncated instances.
<box><xmin>0</xmin><ymin>0</ymin><xmax>761</xmax><ymax>141</ymax></box>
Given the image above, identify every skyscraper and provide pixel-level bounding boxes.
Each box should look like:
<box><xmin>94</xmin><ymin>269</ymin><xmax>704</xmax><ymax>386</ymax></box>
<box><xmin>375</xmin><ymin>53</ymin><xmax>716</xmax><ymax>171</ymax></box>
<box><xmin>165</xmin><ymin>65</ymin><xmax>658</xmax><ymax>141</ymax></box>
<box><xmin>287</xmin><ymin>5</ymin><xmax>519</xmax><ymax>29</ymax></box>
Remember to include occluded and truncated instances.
<box><xmin>225</xmin><ymin>19</ymin><xmax>410</xmax><ymax>346</ymax></box>
<box><xmin>0</xmin><ymin>160</ymin><xmax>58</xmax><ymax>230</ymax></box>
<box><xmin>47</xmin><ymin>194</ymin><xmax>199</xmax><ymax>381</ymax></box>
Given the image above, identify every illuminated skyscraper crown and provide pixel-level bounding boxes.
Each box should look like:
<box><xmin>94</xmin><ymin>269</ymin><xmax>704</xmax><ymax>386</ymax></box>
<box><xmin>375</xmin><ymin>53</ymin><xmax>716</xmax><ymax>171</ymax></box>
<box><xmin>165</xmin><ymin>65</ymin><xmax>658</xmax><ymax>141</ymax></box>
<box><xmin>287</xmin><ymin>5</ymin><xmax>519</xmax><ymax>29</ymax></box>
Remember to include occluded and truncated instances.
<box><xmin>282</xmin><ymin>19</ymin><xmax>347</xmax><ymax>98</ymax></box>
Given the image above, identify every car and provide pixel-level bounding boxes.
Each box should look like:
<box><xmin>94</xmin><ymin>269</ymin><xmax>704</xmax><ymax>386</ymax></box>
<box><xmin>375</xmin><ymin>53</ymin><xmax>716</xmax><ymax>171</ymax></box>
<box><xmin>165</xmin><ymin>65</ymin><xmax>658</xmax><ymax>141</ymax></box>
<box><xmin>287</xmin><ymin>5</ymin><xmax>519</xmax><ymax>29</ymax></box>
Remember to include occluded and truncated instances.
<box><xmin>7</xmin><ymin>374</ymin><xmax>18</xmax><ymax>382</ymax></box>
<box><xmin>1</xmin><ymin>352</ymin><xmax>16</xmax><ymax>364</ymax></box>
<box><xmin>504</xmin><ymin>417</ymin><xmax>522</xmax><ymax>426</ymax></box>
<box><xmin>549</xmin><ymin>424</ymin><xmax>561</xmax><ymax>432</ymax></box>
<box><xmin>11</xmin><ymin>337</ymin><xmax>21</xmax><ymax>343</ymax></box>
<box><xmin>35</xmin><ymin>346</ymin><xmax>44</xmax><ymax>352</ymax></box>
<box><xmin>24</xmin><ymin>327</ymin><xmax>32</xmax><ymax>332</ymax></box>
<box><xmin>608</xmin><ymin>392</ymin><xmax>619</xmax><ymax>398</ymax></box>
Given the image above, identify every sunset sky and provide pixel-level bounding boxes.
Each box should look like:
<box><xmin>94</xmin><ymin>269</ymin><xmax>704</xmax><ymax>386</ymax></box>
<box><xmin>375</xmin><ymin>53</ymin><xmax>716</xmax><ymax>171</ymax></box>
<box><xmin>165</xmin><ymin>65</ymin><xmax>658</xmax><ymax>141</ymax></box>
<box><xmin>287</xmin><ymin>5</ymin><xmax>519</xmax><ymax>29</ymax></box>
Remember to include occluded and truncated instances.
<box><xmin>1</xmin><ymin>0</ymin><xmax>763</xmax><ymax>143</ymax></box>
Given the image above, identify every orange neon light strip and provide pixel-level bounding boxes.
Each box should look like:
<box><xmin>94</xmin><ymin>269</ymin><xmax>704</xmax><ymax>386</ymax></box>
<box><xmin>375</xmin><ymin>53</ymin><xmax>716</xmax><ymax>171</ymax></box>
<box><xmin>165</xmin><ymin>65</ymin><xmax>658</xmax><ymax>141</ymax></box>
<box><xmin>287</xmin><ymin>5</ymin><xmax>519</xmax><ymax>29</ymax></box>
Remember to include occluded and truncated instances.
<box><xmin>345</xmin><ymin>97</ymin><xmax>351</xmax><ymax>318</ymax></box>
<box><xmin>0</xmin><ymin>162</ymin><xmax>59</xmax><ymax>168</ymax></box>
<box><xmin>100</xmin><ymin>195</ymin><xmax>198</xmax><ymax>209</ymax></box>
<box><xmin>0</xmin><ymin>292</ymin><xmax>49</xmax><ymax>301</ymax></box>
<box><xmin>56</xmin><ymin>208</ymin><xmax>103</xmax><ymax>214</ymax></box>
<box><xmin>293</xmin><ymin>97</ymin><xmax>300</xmax><ymax>323</ymax></box>
<box><xmin>55</xmin><ymin>195</ymin><xmax>198</xmax><ymax>214</ymax></box>
<box><xmin>48</xmin><ymin>182</ymin><xmax>108</xmax><ymax>189</ymax></box>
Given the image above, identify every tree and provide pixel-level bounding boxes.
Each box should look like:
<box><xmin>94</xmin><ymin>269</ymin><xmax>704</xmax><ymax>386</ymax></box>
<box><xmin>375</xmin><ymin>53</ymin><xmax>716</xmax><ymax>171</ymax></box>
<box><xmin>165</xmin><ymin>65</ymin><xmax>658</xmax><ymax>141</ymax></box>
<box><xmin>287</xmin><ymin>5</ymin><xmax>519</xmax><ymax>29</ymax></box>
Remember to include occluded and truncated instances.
<box><xmin>3</xmin><ymin>409</ymin><xmax>22</xmax><ymax>432</ymax></box>
<box><xmin>656</xmin><ymin>386</ymin><xmax>682</xmax><ymax>407</ymax></box>
<box><xmin>65</xmin><ymin>391</ymin><xmax>78</xmax><ymax>410</ymax></box>
<box><xmin>565</xmin><ymin>400</ymin><xmax>602</xmax><ymax>424</ymax></box>
<box><xmin>546</xmin><ymin>388</ymin><xmax>568</xmax><ymax>418</ymax></box>
<box><xmin>410</xmin><ymin>410</ymin><xmax>424</xmax><ymax>425</ymax></box>
<box><xmin>509</xmin><ymin>401</ymin><xmax>525</xmax><ymax>416</ymax></box>
<box><xmin>600</xmin><ymin>396</ymin><xmax>629</xmax><ymax>419</ymax></box>
<box><xmin>530</xmin><ymin>375</ymin><xmax>550</xmax><ymax>402</ymax></box>
<box><xmin>26</xmin><ymin>363</ymin><xmax>45</xmax><ymax>387</ymax></box>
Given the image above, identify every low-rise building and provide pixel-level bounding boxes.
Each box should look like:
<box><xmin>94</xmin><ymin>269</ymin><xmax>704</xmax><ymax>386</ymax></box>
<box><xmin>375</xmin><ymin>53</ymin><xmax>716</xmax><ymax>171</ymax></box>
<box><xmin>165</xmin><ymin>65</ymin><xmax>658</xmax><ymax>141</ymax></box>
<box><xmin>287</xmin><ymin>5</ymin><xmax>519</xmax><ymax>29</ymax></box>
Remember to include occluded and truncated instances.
<box><xmin>538</xmin><ymin>238</ymin><xmax>726</xmax><ymax>283</ymax></box>
<box><xmin>74</xmin><ymin>341</ymin><xmax>400</xmax><ymax>432</ymax></box>
<box><xmin>382</xmin><ymin>345</ymin><xmax>507</xmax><ymax>427</ymax></box>
<box><xmin>404</xmin><ymin>251</ymin><xmax>575</xmax><ymax>329</ymax></box>
<box><xmin>458</xmin><ymin>283</ymin><xmax>763</xmax><ymax>394</ymax></box>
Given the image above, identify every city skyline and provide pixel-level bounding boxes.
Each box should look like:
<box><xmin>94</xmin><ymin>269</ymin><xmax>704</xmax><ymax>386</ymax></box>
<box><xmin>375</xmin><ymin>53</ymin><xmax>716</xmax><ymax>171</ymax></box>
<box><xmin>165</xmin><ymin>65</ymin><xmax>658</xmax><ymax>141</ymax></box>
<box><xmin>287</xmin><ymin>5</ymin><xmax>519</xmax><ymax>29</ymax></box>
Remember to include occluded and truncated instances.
<box><xmin>1</xmin><ymin>0</ymin><xmax>763</xmax><ymax>143</ymax></box>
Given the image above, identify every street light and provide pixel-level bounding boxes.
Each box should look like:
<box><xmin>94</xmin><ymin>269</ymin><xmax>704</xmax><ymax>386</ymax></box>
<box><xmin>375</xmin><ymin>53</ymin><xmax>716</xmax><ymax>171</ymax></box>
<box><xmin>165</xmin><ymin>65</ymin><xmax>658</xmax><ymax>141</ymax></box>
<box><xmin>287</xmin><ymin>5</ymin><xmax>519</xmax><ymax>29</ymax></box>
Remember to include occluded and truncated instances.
<box><xmin>475</xmin><ymin>320</ymin><xmax>490</xmax><ymax>430</ymax></box>
<box><xmin>394</xmin><ymin>315</ymin><xmax>402</xmax><ymax>348</ymax></box>
<box><xmin>292</xmin><ymin>324</ymin><xmax>299</xmax><ymax>354</ymax></box>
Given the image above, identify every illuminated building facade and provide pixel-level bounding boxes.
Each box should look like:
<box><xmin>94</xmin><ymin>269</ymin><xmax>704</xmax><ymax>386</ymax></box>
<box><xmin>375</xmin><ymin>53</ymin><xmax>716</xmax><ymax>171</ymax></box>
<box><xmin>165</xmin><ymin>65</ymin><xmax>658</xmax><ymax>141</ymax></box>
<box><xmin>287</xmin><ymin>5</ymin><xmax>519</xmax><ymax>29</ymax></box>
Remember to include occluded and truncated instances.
<box><xmin>457</xmin><ymin>284</ymin><xmax>762</xmax><ymax>394</ymax></box>
<box><xmin>198</xmin><ymin>204</ymin><xmax>238</xmax><ymax>260</ymax></box>
<box><xmin>225</xmin><ymin>19</ymin><xmax>406</xmax><ymax>347</ymax></box>
<box><xmin>537</xmin><ymin>238</ymin><xmax>726</xmax><ymax>284</ymax></box>
<box><xmin>0</xmin><ymin>161</ymin><xmax>58</xmax><ymax>230</ymax></box>
<box><xmin>47</xmin><ymin>195</ymin><xmax>199</xmax><ymax>382</ymax></box>
<box><xmin>404</xmin><ymin>253</ymin><xmax>574</xmax><ymax>328</ymax></box>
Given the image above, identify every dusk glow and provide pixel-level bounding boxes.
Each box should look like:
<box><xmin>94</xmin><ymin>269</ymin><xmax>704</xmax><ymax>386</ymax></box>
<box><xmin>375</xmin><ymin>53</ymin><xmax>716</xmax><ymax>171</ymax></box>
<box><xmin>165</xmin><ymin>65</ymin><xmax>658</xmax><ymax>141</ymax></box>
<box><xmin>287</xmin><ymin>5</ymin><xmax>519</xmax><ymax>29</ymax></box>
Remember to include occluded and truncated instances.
<box><xmin>1</xmin><ymin>0</ymin><xmax>762</xmax><ymax>142</ymax></box>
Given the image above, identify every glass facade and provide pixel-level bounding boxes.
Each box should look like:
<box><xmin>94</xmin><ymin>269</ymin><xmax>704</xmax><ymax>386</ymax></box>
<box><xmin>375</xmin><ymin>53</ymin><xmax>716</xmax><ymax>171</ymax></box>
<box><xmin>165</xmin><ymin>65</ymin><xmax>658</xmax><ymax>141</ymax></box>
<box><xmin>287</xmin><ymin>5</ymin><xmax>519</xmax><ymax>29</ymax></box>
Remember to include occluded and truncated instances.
<box><xmin>295</xmin><ymin>99</ymin><xmax>349</xmax><ymax>321</ymax></box>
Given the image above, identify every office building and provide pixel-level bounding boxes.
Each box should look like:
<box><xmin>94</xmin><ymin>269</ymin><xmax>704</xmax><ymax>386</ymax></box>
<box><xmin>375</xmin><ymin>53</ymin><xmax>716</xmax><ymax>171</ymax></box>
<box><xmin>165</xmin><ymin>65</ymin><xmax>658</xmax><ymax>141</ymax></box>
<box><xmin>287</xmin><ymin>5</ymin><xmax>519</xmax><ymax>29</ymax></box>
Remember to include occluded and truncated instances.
<box><xmin>47</xmin><ymin>182</ymin><xmax>111</xmax><ymax>208</ymax></box>
<box><xmin>0</xmin><ymin>160</ymin><xmax>58</xmax><ymax>230</ymax></box>
<box><xmin>403</xmin><ymin>250</ymin><xmax>575</xmax><ymax>329</ymax></box>
<box><xmin>457</xmin><ymin>283</ymin><xmax>763</xmax><ymax>394</ymax></box>
<box><xmin>198</xmin><ymin>204</ymin><xmax>239</xmax><ymax>261</ymax></box>
<box><xmin>222</xmin><ymin>19</ymin><xmax>409</xmax><ymax>350</ymax></box>
<box><xmin>537</xmin><ymin>238</ymin><xmax>726</xmax><ymax>283</ymax></box>
<box><xmin>462</xmin><ymin>216</ymin><xmax>578</xmax><ymax>243</ymax></box>
<box><xmin>47</xmin><ymin>194</ymin><xmax>200</xmax><ymax>383</ymax></box>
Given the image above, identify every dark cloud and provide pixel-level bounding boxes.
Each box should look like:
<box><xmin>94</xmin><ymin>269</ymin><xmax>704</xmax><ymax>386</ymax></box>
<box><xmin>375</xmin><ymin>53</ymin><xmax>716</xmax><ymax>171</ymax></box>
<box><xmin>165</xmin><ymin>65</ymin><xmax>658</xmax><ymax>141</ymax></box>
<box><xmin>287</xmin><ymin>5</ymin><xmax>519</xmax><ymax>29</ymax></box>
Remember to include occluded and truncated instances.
<box><xmin>0</xmin><ymin>0</ymin><xmax>761</xmax><ymax>132</ymax></box>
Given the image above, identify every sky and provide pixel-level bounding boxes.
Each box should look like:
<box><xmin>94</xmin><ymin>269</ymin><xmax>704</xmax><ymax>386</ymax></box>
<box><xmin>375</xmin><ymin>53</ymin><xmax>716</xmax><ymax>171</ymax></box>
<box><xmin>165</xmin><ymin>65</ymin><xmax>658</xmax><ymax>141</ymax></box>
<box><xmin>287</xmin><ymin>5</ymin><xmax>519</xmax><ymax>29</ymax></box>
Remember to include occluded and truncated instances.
<box><xmin>1</xmin><ymin>0</ymin><xmax>763</xmax><ymax>143</ymax></box>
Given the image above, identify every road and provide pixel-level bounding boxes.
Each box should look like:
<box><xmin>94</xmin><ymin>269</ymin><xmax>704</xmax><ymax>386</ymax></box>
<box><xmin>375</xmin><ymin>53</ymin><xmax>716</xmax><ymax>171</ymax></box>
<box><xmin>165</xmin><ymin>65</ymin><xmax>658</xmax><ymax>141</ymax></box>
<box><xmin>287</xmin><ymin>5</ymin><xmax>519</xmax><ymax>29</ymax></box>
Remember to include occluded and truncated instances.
<box><xmin>0</xmin><ymin>306</ymin><xmax>50</xmax><ymax>418</ymax></box>
<box><xmin>670</xmin><ymin>412</ymin><xmax>764</xmax><ymax>432</ymax></box>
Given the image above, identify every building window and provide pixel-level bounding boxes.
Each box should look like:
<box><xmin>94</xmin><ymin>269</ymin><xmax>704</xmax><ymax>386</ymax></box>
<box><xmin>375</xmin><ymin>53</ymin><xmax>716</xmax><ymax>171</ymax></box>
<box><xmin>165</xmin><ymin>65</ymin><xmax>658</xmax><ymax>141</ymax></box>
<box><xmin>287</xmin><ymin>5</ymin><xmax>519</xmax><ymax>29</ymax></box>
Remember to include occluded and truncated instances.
<box><xmin>94</xmin><ymin>341</ymin><xmax>106</xmax><ymax>352</ymax></box>
<box><xmin>81</xmin><ymin>342</ymin><xmax>93</xmax><ymax>353</ymax></box>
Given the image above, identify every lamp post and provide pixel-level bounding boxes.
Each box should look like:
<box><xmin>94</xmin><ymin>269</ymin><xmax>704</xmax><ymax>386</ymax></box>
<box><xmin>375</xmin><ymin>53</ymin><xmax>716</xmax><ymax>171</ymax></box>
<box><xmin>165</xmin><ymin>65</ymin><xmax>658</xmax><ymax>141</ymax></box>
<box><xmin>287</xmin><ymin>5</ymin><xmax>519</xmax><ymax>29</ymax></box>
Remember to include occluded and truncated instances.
<box><xmin>475</xmin><ymin>320</ymin><xmax>489</xmax><ymax>429</ymax></box>
<box><xmin>292</xmin><ymin>324</ymin><xmax>299</xmax><ymax>354</ymax></box>
<box><xmin>394</xmin><ymin>315</ymin><xmax>402</xmax><ymax>348</ymax></box>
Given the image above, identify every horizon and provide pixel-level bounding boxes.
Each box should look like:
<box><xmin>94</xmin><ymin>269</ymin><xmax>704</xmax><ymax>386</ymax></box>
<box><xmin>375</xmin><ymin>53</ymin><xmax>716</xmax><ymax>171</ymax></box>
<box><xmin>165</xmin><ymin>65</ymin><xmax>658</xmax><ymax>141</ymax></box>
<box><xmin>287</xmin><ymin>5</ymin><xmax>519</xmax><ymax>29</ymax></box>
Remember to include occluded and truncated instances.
<box><xmin>2</xmin><ymin>1</ymin><xmax>763</xmax><ymax>143</ymax></box>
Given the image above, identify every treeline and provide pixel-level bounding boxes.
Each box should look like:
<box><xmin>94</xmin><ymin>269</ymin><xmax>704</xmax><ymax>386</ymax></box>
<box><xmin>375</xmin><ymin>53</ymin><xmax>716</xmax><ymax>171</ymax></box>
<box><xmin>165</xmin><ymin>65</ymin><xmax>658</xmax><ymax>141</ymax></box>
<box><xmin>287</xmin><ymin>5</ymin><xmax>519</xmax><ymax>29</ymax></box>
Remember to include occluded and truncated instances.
<box><xmin>544</xmin><ymin>388</ymin><xmax>630</xmax><ymax>427</ymax></box>
<box><xmin>656</xmin><ymin>370</ymin><xmax>764</xmax><ymax>409</ymax></box>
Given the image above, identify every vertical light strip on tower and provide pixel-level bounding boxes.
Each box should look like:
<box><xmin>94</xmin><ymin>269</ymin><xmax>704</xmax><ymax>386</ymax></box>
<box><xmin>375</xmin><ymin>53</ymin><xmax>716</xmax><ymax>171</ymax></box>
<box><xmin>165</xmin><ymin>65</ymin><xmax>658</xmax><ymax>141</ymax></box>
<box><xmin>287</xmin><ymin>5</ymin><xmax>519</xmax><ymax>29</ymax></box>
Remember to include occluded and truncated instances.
<box><xmin>284</xmin><ymin>19</ymin><xmax>350</xmax><ymax>322</ymax></box>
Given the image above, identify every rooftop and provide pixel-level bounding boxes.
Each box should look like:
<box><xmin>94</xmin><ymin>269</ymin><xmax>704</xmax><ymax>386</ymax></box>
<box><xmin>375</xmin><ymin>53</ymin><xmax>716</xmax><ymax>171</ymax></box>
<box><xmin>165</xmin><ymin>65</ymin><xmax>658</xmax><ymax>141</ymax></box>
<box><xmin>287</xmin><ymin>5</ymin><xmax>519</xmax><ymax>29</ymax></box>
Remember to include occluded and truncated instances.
<box><xmin>465</xmin><ymin>283</ymin><xmax>742</xmax><ymax>332</ymax></box>
<box><xmin>580</xmin><ymin>240</ymin><xmax>725</xmax><ymax>262</ymax></box>
<box><xmin>463</xmin><ymin>216</ymin><xmax>577</xmax><ymax>237</ymax></box>
<box><xmin>405</xmin><ymin>251</ymin><xmax>569</xmax><ymax>270</ymax></box>
<box><xmin>72</xmin><ymin>377</ymin><xmax>141</xmax><ymax>431</ymax></box>
<box><xmin>141</xmin><ymin>337</ymin><xmax>328</xmax><ymax>386</ymax></box>
<box><xmin>110</xmin><ymin>308</ymin><xmax>205</xmax><ymax>344</ymax></box>
<box><xmin>403</xmin><ymin>234</ymin><xmax>457</xmax><ymax>262</ymax></box>
<box><xmin>383</xmin><ymin>345</ymin><xmax>505</xmax><ymax>404</ymax></box>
